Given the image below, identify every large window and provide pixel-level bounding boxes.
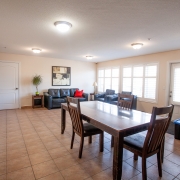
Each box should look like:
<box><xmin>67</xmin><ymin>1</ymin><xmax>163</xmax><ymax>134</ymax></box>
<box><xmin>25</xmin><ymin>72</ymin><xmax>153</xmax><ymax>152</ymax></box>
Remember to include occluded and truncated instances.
<box><xmin>98</xmin><ymin>67</ymin><xmax>119</xmax><ymax>93</ymax></box>
<box><xmin>122</xmin><ymin>64</ymin><xmax>158</xmax><ymax>102</ymax></box>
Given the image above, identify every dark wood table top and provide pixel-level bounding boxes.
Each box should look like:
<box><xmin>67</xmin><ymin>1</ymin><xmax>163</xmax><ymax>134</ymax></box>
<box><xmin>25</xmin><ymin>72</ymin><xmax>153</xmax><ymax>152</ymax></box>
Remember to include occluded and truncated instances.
<box><xmin>61</xmin><ymin>101</ymin><xmax>153</xmax><ymax>136</ymax></box>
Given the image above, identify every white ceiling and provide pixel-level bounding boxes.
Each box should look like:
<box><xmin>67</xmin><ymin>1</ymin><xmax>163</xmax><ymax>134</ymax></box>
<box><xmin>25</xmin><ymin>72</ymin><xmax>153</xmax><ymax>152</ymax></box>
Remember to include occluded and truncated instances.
<box><xmin>0</xmin><ymin>0</ymin><xmax>180</xmax><ymax>62</ymax></box>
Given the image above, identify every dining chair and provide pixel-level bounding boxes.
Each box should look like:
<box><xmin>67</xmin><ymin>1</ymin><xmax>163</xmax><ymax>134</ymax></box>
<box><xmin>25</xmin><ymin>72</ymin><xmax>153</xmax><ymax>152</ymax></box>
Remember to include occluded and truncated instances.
<box><xmin>117</xmin><ymin>93</ymin><xmax>134</xmax><ymax>109</ymax></box>
<box><xmin>123</xmin><ymin>104</ymin><xmax>174</xmax><ymax>180</ymax></box>
<box><xmin>111</xmin><ymin>93</ymin><xmax>134</xmax><ymax>147</ymax></box>
<box><xmin>67</xmin><ymin>97</ymin><xmax>104</xmax><ymax>158</ymax></box>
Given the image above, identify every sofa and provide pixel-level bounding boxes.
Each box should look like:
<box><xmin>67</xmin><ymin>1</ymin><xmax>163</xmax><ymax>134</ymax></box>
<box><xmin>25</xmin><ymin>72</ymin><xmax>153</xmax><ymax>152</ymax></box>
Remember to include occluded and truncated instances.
<box><xmin>44</xmin><ymin>88</ymin><xmax>88</xmax><ymax>110</ymax></box>
<box><xmin>95</xmin><ymin>90</ymin><xmax>137</xmax><ymax>109</ymax></box>
<box><xmin>94</xmin><ymin>89</ymin><xmax>115</xmax><ymax>102</ymax></box>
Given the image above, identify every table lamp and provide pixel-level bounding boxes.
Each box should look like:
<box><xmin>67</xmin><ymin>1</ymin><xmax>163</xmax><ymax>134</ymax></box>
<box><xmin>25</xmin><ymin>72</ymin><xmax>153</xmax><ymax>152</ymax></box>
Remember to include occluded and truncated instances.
<box><xmin>93</xmin><ymin>82</ymin><xmax>97</xmax><ymax>94</ymax></box>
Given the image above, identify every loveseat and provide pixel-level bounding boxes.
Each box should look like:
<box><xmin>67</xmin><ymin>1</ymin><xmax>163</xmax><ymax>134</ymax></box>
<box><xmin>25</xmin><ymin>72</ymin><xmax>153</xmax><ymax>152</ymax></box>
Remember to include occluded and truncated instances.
<box><xmin>94</xmin><ymin>89</ymin><xmax>115</xmax><ymax>102</ymax></box>
<box><xmin>44</xmin><ymin>88</ymin><xmax>88</xmax><ymax>110</ymax></box>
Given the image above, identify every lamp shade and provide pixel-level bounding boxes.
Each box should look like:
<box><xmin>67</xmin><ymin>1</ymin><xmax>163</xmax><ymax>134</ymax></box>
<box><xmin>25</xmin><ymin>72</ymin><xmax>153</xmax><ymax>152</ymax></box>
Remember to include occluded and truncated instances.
<box><xmin>93</xmin><ymin>82</ymin><xmax>97</xmax><ymax>86</ymax></box>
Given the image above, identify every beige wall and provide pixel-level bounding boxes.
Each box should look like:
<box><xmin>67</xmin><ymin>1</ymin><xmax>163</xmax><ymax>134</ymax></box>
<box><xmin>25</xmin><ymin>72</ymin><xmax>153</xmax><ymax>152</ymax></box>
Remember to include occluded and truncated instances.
<box><xmin>0</xmin><ymin>53</ymin><xmax>96</xmax><ymax>107</ymax></box>
<box><xmin>97</xmin><ymin>50</ymin><xmax>180</xmax><ymax>113</ymax></box>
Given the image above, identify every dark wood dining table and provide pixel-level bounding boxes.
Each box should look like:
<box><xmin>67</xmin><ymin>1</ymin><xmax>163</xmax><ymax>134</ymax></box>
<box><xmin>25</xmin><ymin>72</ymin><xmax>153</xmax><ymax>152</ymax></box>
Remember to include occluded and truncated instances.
<box><xmin>61</xmin><ymin>101</ymin><xmax>152</xmax><ymax>180</ymax></box>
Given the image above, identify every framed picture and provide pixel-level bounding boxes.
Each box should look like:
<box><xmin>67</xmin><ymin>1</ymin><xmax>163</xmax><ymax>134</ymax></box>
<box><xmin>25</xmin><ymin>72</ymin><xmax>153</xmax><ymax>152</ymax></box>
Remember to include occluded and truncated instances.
<box><xmin>52</xmin><ymin>66</ymin><xmax>71</xmax><ymax>86</ymax></box>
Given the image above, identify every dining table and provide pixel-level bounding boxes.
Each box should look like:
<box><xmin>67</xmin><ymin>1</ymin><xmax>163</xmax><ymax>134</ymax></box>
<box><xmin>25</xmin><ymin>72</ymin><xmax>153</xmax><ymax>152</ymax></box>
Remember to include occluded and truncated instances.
<box><xmin>61</xmin><ymin>101</ymin><xmax>152</xmax><ymax>180</ymax></box>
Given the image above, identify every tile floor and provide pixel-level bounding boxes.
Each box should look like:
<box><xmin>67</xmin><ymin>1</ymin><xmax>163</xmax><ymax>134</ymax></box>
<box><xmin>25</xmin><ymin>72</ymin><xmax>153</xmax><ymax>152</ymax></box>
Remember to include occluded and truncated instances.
<box><xmin>0</xmin><ymin>108</ymin><xmax>180</xmax><ymax>180</ymax></box>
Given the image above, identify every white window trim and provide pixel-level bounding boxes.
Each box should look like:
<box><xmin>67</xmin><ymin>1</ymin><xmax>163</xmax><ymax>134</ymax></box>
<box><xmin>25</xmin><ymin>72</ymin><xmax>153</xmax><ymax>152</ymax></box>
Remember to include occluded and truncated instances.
<box><xmin>122</xmin><ymin>63</ymin><xmax>159</xmax><ymax>103</ymax></box>
<box><xmin>97</xmin><ymin>67</ymin><xmax>120</xmax><ymax>93</ymax></box>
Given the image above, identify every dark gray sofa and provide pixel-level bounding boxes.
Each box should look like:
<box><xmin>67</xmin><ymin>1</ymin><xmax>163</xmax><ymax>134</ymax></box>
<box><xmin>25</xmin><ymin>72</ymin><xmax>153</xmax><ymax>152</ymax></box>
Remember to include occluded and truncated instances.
<box><xmin>94</xmin><ymin>89</ymin><xmax>115</xmax><ymax>102</ymax></box>
<box><xmin>44</xmin><ymin>88</ymin><xmax>88</xmax><ymax>110</ymax></box>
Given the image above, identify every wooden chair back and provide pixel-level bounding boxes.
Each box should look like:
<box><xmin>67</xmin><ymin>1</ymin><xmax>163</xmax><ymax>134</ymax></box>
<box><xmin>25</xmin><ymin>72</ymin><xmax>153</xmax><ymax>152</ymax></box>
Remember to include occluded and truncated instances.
<box><xmin>117</xmin><ymin>93</ymin><xmax>134</xmax><ymax>109</ymax></box>
<box><xmin>67</xmin><ymin>97</ymin><xmax>83</xmax><ymax>136</ymax></box>
<box><xmin>144</xmin><ymin>105</ymin><xmax>174</xmax><ymax>154</ymax></box>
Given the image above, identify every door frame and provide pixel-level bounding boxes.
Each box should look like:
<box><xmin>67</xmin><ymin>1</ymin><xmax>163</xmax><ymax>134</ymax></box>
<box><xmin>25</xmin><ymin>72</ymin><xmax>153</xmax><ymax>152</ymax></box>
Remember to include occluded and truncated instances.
<box><xmin>0</xmin><ymin>60</ymin><xmax>21</xmax><ymax>109</ymax></box>
<box><xmin>165</xmin><ymin>60</ymin><xmax>180</xmax><ymax>106</ymax></box>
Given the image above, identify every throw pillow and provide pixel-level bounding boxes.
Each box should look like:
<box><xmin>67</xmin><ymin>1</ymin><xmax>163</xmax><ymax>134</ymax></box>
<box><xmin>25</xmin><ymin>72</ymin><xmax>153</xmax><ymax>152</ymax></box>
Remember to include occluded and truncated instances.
<box><xmin>74</xmin><ymin>90</ymin><xmax>83</xmax><ymax>97</ymax></box>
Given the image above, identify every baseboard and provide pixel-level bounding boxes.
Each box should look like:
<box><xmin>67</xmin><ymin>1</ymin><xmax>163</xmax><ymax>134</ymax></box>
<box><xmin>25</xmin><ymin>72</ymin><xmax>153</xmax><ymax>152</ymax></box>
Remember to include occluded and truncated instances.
<box><xmin>21</xmin><ymin>106</ymin><xmax>32</xmax><ymax>109</ymax></box>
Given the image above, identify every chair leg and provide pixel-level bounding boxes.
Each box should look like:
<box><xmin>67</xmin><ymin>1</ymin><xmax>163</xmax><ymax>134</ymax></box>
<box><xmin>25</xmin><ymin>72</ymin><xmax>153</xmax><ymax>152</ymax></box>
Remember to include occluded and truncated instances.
<box><xmin>157</xmin><ymin>151</ymin><xmax>162</xmax><ymax>177</ymax></box>
<box><xmin>79</xmin><ymin>137</ymin><xmax>84</xmax><ymax>158</ymax></box>
<box><xmin>88</xmin><ymin>136</ymin><xmax>92</xmax><ymax>144</ymax></box>
<box><xmin>142</xmin><ymin>157</ymin><xmax>147</xmax><ymax>180</ymax></box>
<box><xmin>71</xmin><ymin>131</ymin><xmax>75</xmax><ymax>149</ymax></box>
<box><xmin>134</xmin><ymin>153</ymin><xmax>138</xmax><ymax>160</ymax></box>
<box><xmin>111</xmin><ymin>136</ymin><xmax>114</xmax><ymax>147</ymax></box>
<box><xmin>99</xmin><ymin>132</ymin><xmax>104</xmax><ymax>152</ymax></box>
<box><xmin>161</xmin><ymin>138</ymin><xmax>165</xmax><ymax>163</ymax></box>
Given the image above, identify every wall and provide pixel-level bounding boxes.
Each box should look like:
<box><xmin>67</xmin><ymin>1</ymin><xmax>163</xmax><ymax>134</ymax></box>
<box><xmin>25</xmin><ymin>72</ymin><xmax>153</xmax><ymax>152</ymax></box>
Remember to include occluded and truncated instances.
<box><xmin>97</xmin><ymin>50</ymin><xmax>180</xmax><ymax>113</ymax></box>
<box><xmin>0</xmin><ymin>53</ymin><xmax>96</xmax><ymax>107</ymax></box>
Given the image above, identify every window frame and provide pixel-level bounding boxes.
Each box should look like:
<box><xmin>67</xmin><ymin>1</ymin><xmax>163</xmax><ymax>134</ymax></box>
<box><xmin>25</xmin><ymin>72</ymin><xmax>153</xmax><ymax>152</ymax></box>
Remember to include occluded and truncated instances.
<box><xmin>121</xmin><ymin>63</ymin><xmax>159</xmax><ymax>103</ymax></box>
<box><xmin>97</xmin><ymin>67</ymin><xmax>120</xmax><ymax>93</ymax></box>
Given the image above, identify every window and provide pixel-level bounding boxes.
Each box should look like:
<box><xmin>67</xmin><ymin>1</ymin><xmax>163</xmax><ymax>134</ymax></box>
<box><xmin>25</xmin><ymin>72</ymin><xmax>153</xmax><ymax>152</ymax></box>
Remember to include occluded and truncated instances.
<box><xmin>122</xmin><ymin>64</ymin><xmax>158</xmax><ymax>102</ymax></box>
<box><xmin>98</xmin><ymin>67</ymin><xmax>119</xmax><ymax>93</ymax></box>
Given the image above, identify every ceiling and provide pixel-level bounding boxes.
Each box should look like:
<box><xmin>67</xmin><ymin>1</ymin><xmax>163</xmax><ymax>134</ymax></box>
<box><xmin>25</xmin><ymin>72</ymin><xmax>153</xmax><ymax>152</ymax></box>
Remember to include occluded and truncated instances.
<box><xmin>0</xmin><ymin>0</ymin><xmax>180</xmax><ymax>63</ymax></box>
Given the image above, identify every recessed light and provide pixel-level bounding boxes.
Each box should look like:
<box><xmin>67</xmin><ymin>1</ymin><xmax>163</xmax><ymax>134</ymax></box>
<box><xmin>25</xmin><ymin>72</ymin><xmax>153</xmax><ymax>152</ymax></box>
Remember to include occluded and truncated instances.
<box><xmin>131</xmin><ymin>43</ymin><xmax>143</xmax><ymax>49</ymax></box>
<box><xmin>54</xmin><ymin>21</ymin><xmax>72</xmax><ymax>32</ymax></box>
<box><xmin>86</xmin><ymin>56</ymin><xmax>93</xmax><ymax>60</ymax></box>
<box><xmin>32</xmin><ymin>48</ymin><xmax>41</xmax><ymax>53</ymax></box>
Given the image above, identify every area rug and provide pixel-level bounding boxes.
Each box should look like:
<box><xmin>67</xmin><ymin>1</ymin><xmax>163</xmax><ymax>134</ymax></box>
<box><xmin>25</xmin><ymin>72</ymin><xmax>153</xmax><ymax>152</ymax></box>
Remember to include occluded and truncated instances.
<box><xmin>166</xmin><ymin>122</ymin><xmax>174</xmax><ymax>135</ymax></box>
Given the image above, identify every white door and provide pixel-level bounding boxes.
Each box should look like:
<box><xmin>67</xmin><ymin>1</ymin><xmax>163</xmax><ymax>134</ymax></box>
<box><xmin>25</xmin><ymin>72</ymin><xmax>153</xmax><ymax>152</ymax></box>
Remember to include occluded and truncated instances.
<box><xmin>169</xmin><ymin>63</ymin><xmax>180</xmax><ymax>121</ymax></box>
<box><xmin>0</xmin><ymin>61</ymin><xmax>19</xmax><ymax>110</ymax></box>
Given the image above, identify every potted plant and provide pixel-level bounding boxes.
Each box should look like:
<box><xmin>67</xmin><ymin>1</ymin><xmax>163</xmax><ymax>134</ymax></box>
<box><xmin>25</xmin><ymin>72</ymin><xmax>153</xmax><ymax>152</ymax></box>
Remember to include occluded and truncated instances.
<box><xmin>32</xmin><ymin>75</ymin><xmax>42</xmax><ymax>95</ymax></box>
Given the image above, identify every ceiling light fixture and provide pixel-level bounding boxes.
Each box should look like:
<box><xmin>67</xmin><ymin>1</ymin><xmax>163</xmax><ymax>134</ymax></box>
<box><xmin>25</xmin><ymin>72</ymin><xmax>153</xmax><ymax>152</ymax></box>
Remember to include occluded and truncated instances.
<box><xmin>131</xmin><ymin>43</ymin><xmax>143</xmax><ymax>49</ymax></box>
<box><xmin>54</xmin><ymin>21</ymin><xmax>72</xmax><ymax>32</ymax></box>
<box><xmin>86</xmin><ymin>56</ymin><xmax>93</xmax><ymax>60</ymax></box>
<box><xmin>32</xmin><ymin>48</ymin><xmax>41</xmax><ymax>53</ymax></box>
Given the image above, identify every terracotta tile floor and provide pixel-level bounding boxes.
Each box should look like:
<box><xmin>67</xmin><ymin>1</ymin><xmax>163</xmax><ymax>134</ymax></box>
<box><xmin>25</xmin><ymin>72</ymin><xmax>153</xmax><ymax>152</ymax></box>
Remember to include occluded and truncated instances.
<box><xmin>0</xmin><ymin>108</ymin><xmax>180</xmax><ymax>180</ymax></box>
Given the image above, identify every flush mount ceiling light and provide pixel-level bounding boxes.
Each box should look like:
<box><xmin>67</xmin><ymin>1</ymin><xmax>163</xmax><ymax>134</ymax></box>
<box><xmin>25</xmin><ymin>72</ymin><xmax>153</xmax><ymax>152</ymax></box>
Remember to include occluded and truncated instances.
<box><xmin>54</xmin><ymin>21</ymin><xmax>72</xmax><ymax>32</ymax></box>
<box><xmin>32</xmin><ymin>48</ymin><xmax>41</xmax><ymax>53</ymax></box>
<box><xmin>131</xmin><ymin>43</ymin><xmax>143</xmax><ymax>49</ymax></box>
<box><xmin>86</xmin><ymin>56</ymin><xmax>93</xmax><ymax>60</ymax></box>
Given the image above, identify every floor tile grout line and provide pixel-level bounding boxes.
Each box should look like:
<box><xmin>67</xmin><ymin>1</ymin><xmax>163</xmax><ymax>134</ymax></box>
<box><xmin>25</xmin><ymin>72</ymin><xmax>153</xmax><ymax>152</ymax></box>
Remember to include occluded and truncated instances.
<box><xmin>13</xmin><ymin>109</ymin><xmax>36</xmax><ymax>179</ymax></box>
<box><xmin>35</xmin><ymin>110</ymin><xmax>110</xmax><ymax>179</ymax></box>
<box><xmin>24</xmin><ymin>109</ymin><xmax>64</xmax><ymax>179</ymax></box>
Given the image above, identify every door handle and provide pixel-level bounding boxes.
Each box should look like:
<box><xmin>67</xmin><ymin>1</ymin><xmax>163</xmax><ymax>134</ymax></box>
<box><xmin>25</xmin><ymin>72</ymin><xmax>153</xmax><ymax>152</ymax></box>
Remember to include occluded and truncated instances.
<box><xmin>16</xmin><ymin>88</ymin><xmax>18</xmax><ymax>90</ymax></box>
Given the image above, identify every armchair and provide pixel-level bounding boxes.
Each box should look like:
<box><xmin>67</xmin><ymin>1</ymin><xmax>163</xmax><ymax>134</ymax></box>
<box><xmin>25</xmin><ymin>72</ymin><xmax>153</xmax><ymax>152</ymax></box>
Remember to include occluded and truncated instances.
<box><xmin>94</xmin><ymin>89</ymin><xmax>115</xmax><ymax>103</ymax></box>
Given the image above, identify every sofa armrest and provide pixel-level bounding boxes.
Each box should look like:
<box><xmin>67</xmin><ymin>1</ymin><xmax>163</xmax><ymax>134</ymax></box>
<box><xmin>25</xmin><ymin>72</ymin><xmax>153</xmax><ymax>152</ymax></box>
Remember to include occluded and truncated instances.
<box><xmin>105</xmin><ymin>94</ymin><xmax>118</xmax><ymax>103</ymax></box>
<box><xmin>82</xmin><ymin>93</ymin><xmax>88</xmax><ymax>101</ymax></box>
<box><xmin>94</xmin><ymin>93</ymin><xmax>106</xmax><ymax>100</ymax></box>
<box><xmin>43</xmin><ymin>92</ymin><xmax>52</xmax><ymax>110</ymax></box>
<box><xmin>132</xmin><ymin>95</ymin><xmax>137</xmax><ymax>110</ymax></box>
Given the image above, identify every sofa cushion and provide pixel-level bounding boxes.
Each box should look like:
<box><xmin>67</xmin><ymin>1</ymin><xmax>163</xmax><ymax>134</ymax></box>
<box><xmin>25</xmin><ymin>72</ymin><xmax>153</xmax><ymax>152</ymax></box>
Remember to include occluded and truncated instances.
<box><xmin>74</xmin><ymin>90</ymin><xmax>83</xmax><ymax>97</ymax></box>
<box><xmin>60</xmin><ymin>89</ymin><xmax>70</xmax><ymax>97</ymax></box>
<box><xmin>70</xmin><ymin>88</ymin><xmax>79</xmax><ymax>97</ymax></box>
<box><xmin>48</xmin><ymin>89</ymin><xmax>60</xmax><ymax>98</ymax></box>
<box><xmin>52</xmin><ymin>98</ymin><xmax>66</xmax><ymax>107</ymax></box>
<box><xmin>73</xmin><ymin>97</ymin><xmax>86</xmax><ymax>102</ymax></box>
<box><xmin>106</xmin><ymin>89</ymin><xmax>115</xmax><ymax>95</ymax></box>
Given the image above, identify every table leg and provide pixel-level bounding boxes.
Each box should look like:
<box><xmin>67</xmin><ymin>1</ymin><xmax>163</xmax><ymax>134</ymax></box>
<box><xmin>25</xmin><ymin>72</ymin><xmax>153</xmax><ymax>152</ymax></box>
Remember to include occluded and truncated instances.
<box><xmin>61</xmin><ymin>107</ymin><xmax>66</xmax><ymax>134</ymax></box>
<box><xmin>113</xmin><ymin>134</ymin><xmax>123</xmax><ymax>180</ymax></box>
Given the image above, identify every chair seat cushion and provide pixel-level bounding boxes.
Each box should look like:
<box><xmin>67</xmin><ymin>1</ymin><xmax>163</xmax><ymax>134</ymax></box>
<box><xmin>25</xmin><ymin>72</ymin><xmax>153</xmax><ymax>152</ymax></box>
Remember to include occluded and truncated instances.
<box><xmin>83</xmin><ymin>123</ymin><xmax>102</xmax><ymax>133</ymax></box>
<box><xmin>124</xmin><ymin>132</ymin><xmax>147</xmax><ymax>150</ymax></box>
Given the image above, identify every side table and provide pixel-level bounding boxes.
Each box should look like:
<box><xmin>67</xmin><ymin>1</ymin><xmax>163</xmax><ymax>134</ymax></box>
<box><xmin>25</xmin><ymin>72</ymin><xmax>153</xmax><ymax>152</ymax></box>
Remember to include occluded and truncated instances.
<box><xmin>90</xmin><ymin>93</ymin><xmax>95</xmax><ymax>101</ymax></box>
<box><xmin>32</xmin><ymin>95</ymin><xmax>43</xmax><ymax>108</ymax></box>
